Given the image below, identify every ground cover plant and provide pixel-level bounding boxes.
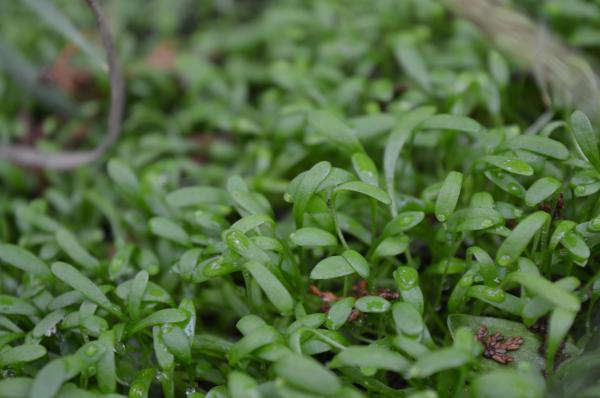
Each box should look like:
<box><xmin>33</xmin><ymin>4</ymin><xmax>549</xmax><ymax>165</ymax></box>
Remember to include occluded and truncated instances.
<box><xmin>2</xmin><ymin>0</ymin><xmax>600</xmax><ymax>397</ymax></box>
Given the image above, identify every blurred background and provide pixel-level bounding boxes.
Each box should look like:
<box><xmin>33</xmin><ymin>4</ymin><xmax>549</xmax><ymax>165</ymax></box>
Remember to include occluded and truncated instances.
<box><xmin>0</xmin><ymin>0</ymin><xmax>599</xmax><ymax>193</ymax></box>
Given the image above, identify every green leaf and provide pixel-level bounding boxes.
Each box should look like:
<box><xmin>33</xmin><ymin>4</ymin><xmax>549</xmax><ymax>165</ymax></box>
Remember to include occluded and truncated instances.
<box><xmin>484</xmin><ymin>169</ymin><xmax>526</xmax><ymax>198</ymax></box>
<box><xmin>496</xmin><ymin>211</ymin><xmax>550</xmax><ymax>266</ymax></box>
<box><xmin>0</xmin><ymin>295</ymin><xmax>38</xmax><ymax>316</ymax></box>
<box><xmin>393</xmin><ymin>266</ymin><xmax>419</xmax><ymax>290</ymax></box>
<box><xmin>571</xmin><ymin>110</ymin><xmax>600</xmax><ymax>172</ymax></box>
<box><xmin>228</xmin><ymin>372</ymin><xmax>258</xmax><ymax>398</ymax></box>
<box><xmin>409</xmin><ymin>348</ymin><xmax>472</xmax><ymax>378</ymax></box>
<box><xmin>471</xmin><ymin>366</ymin><xmax>545</xmax><ymax>398</ymax></box>
<box><xmin>382</xmin><ymin>211</ymin><xmax>425</xmax><ymax>237</ymax></box>
<box><xmin>482</xmin><ymin>156</ymin><xmax>533</xmax><ymax>176</ymax></box>
<box><xmin>373</xmin><ymin>235</ymin><xmax>410</xmax><ymax>258</ymax></box>
<box><xmin>308</xmin><ymin>111</ymin><xmax>363</xmax><ymax>154</ymax></box>
<box><xmin>128</xmin><ymin>270</ymin><xmax>149</xmax><ymax>320</ymax></box>
<box><xmin>152</xmin><ymin>327</ymin><xmax>174</xmax><ymax>371</ymax></box>
<box><xmin>29</xmin><ymin>359</ymin><xmax>65</xmax><ymax>398</ymax></box>
<box><xmin>32</xmin><ymin>342</ymin><xmax>105</xmax><ymax>398</ymax></box>
<box><xmin>51</xmin><ymin>262</ymin><xmax>121</xmax><ymax>317</ymax></box>
<box><xmin>392</xmin><ymin>301</ymin><xmax>423</xmax><ymax>336</ymax></box>
<box><xmin>355</xmin><ymin>296</ymin><xmax>391</xmax><ymax>313</ymax></box>
<box><xmin>245</xmin><ymin>261</ymin><xmax>293</xmax><ymax>315</ymax></box>
<box><xmin>228</xmin><ymin>324</ymin><xmax>281</xmax><ymax>364</ymax></box>
<box><xmin>394</xmin><ymin>36</ymin><xmax>431</xmax><ymax>91</ymax></box>
<box><xmin>310</xmin><ymin>256</ymin><xmax>355</xmax><ymax>279</ymax></box>
<box><xmin>32</xmin><ymin>309</ymin><xmax>65</xmax><ymax>338</ymax></box>
<box><xmin>525</xmin><ymin>177</ymin><xmax>561</xmax><ymax>206</ymax></box>
<box><xmin>421</xmin><ymin>114</ymin><xmax>481</xmax><ymax>134</ymax></box>
<box><xmin>341</xmin><ymin>250</ymin><xmax>369</xmax><ymax>278</ymax></box>
<box><xmin>546</xmin><ymin>307</ymin><xmax>576</xmax><ymax>373</ymax></box>
<box><xmin>0</xmin><ymin>377</ymin><xmax>32</xmax><ymax>398</ymax></box>
<box><xmin>351</xmin><ymin>152</ymin><xmax>379</xmax><ymax>186</ymax></box>
<box><xmin>107</xmin><ymin>159</ymin><xmax>140</xmax><ymax>197</ymax></box>
<box><xmin>97</xmin><ymin>330</ymin><xmax>116</xmax><ymax>394</ymax></box>
<box><xmin>331</xmin><ymin>345</ymin><xmax>409</xmax><ymax>372</ymax></box>
<box><xmin>56</xmin><ymin>229</ymin><xmax>99</xmax><ymax>269</ymax></box>
<box><xmin>447</xmin><ymin>207</ymin><xmax>503</xmax><ymax>232</ymax></box>
<box><xmin>560</xmin><ymin>231</ymin><xmax>590</xmax><ymax>266</ymax></box>
<box><xmin>0</xmin><ymin>244</ymin><xmax>50</xmax><ymax>278</ymax></box>
<box><xmin>384</xmin><ymin>106</ymin><xmax>436</xmax><ymax>216</ymax></box>
<box><xmin>275</xmin><ymin>354</ymin><xmax>341</xmax><ymax>396</ymax></box>
<box><xmin>435</xmin><ymin>171</ymin><xmax>463</xmax><ymax>222</ymax></box>
<box><xmin>334</xmin><ymin>181</ymin><xmax>391</xmax><ymax>205</ymax></box>
<box><xmin>467</xmin><ymin>286</ymin><xmax>523</xmax><ymax>316</ymax></box>
<box><xmin>489</xmin><ymin>51</ymin><xmax>509</xmax><ymax>87</ymax></box>
<box><xmin>161</xmin><ymin>324</ymin><xmax>191</xmax><ymax>363</ymax></box>
<box><xmin>231</xmin><ymin>215</ymin><xmax>275</xmax><ymax>234</ymax></box>
<box><xmin>229</xmin><ymin>189</ymin><xmax>272</xmax><ymax>217</ymax></box>
<box><xmin>109</xmin><ymin>243</ymin><xmax>134</xmax><ymax>280</ymax></box>
<box><xmin>290</xmin><ymin>227</ymin><xmax>337</xmax><ymax>247</ymax></box>
<box><xmin>504</xmin><ymin>272</ymin><xmax>580</xmax><ymax>312</ymax></box>
<box><xmin>148</xmin><ymin>217</ymin><xmax>190</xmax><ymax>246</ymax></box>
<box><xmin>224</xmin><ymin>229</ymin><xmax>270</xmax><ymax>263</ymax></box>
<box><xmin>392</xmin><ymin>336</ymin><xmax>430</xmax><ymax>359</ymax></box>
<box><xmin>327</xmin><ymin>297</ymin><xmax>356</xmax><ymax>330</ymax></box>
<box><xmin>128</xmin><ymin>368</ymin><xmax>156</xmax><ymax>398</ymax></box>
<box><xmin>549</xmin><ymin>220</ymin><xmax>576</xmax><ymax>250</ymax></box>
<box><xmin>522</xmin><ymin>277</ymin><xmax>579</xmax><ymax>326</ymax></box>
<box><xmin>166</xmin><ymin>186</ymin><xmax>228</xmax><ymax>207</ymax></box>
<box><xmin>130</xmin><ymin>309</ymin><xmax>188</xmax><ymax>335</ymax></box>
<box><xmin>292</xmin><ymin>161</ymin><xmax>332</xmax><ymax>227</ymax></box>
<box><xmin>0</xmin><ymin>344</ymin><xmax>46</xmax><ymax>366</ymax></box>
<box><xmin>506</xmin><ymin>135</ymin><xmax>569</xmax><ymax>160</ymax></box>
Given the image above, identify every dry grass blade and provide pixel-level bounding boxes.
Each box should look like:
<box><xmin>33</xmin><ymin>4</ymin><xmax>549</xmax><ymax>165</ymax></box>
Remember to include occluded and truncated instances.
<box><xmin>0</xmin><ymin>0</ymin><xmax>124</xmax><ymax>170</ymax></box>
<box><xmin>448</xmin><ymin>0</ymin><xmax>600</xmax><ymax>120</ymax></box>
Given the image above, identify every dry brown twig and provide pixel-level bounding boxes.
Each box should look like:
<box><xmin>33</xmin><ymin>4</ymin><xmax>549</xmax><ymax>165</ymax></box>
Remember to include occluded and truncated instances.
<box><xmin>0</xmin><ymin>0</ymin><xmax>124</xmax><ymax>170</ymax></box>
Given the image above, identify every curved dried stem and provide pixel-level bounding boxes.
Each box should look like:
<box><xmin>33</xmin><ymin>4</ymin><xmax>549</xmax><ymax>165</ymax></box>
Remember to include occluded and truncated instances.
<box><xmin>0</xmin><ymin>0</ymin><xmax>124</xmax><ymax>170</ymax></box>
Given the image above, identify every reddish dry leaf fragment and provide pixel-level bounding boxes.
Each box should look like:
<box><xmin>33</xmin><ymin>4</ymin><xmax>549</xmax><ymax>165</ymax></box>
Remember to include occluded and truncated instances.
<box><xmin>352</xmin><ymin>279</ymin><xmax>368</xmax><ymax>297</ymax></box>
<box><xmin>146</xmin><ymin>41</ymin><xmax>177</xmax><ymax>70</ymax></box>
<box><xmin>475</xmin><ymin>325</ymin><xmax>524</xmax><ymax>364</ymax></box>
<box><xmin>308</xmin><ymin>285</ymin><xmax>338</xmax><ymax>303</ymax></box>
<box><xmin>347</xmin><ymin>309</ymin><xmax>361</xmax><ymax>322</ymax></box>
<box><xmin>310</xmin><ymin>281</ymin><xmax>399</xmax><ymax>324</ymax></box>
<box><xmin>41</xmin><ymin>44</ymin><xmax>92</xmax><ymax>96</ymax></box>
<box><xmin>375</xmin><ymin>288</ymin><xmax>400</xmax><ymax>300</ymax></box>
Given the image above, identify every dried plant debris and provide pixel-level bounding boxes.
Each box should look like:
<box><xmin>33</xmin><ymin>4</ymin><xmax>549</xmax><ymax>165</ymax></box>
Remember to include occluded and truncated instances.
<box><xmin>476</xmin><ymin>325</ymin><xmax>525</xmax><ymax>364</ymax></box>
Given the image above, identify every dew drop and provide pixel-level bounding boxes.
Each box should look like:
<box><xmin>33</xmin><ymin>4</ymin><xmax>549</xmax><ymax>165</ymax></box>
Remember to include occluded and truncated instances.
<box><xmin>155</xmin><ymin>371</ymin><xmax>166</xmax><ymax>382</ymax></box>
<box><xmin>459</xmin><ymin>274</ymin><xmax>474</xmax><ymax>287</ymax></box>
<box><xmin>575</xmin><ymin>185</ymin><xmax>586</xmax><ymax>195</ymax></box>
<box><xmin>497</xmin><ymin>255</ymin><xmax>511</xmax><ymax>266</ymax></box>
<box><xmin>482</xmin><ymin>288</ymin><xmax>505</xmax><ymax>303</ymax></box>
<box><xmin>44</xmin><ymin>325</ymin><xmax>57</xmax><ymax>337</ymax></box>
<box><xmin>85</xmin><ymin>345</ymin><xmax>98</xmax><ymax>356</ymax></box>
